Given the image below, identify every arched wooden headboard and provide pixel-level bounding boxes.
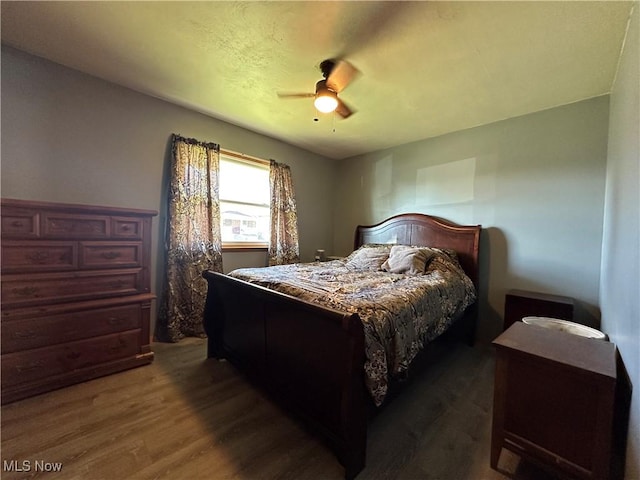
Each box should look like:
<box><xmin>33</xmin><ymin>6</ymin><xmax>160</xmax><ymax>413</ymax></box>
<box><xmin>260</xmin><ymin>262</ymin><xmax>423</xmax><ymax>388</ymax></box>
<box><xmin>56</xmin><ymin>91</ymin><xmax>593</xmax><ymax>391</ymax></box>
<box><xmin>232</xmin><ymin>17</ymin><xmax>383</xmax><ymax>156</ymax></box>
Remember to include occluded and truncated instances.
<box><xmin>354</xmin><ymin>213</ymin><xmax>481</xmax><ymax>289</ymax></box>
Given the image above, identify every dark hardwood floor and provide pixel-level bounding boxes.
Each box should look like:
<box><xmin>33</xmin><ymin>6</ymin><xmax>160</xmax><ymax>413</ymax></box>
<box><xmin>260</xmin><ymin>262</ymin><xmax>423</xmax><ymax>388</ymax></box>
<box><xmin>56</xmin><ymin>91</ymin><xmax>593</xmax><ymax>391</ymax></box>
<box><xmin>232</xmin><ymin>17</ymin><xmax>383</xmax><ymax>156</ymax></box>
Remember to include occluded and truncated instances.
<box><xmin>1</xmin><ymin>338</ymin><xmax>560</xmax><ymax>480</ymax></box>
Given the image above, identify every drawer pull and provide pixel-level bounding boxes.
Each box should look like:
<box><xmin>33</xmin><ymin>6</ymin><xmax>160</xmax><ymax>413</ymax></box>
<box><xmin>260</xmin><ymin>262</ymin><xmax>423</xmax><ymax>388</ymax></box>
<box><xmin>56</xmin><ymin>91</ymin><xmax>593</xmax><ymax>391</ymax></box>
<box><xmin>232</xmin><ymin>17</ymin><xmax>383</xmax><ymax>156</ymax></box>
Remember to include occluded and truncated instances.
<box><xmin>14</xmin><ymin>331</ymin><xmax>37</xmax><ymax>339</ymax></box>
<box><xmin>12</xmin><ymin>286</ymin><xmax>39</xmax><ymax>297</ymax></box>
<box><xmin>25</xmin><ymin>251</ymin><xmax>51</xmax><ymax>264</ymax></box>
<box><xmin>120</xmin><ymin>225</ymin><xmax>131</xmax><ymax>231</ymax></box>
<box><xmin>11</xmin><ymin>220</ymin><xmax>24</xmax><ymax>227</ymax></box>
<box><xmin>101</xmin><ymin>251</ymin><xmax>121</xmax><ymax>260</ymax></box>
<box><xmin>16</xmin><ymin>361</ymin><xmax>44</xmax><ymax>372</ymax></box>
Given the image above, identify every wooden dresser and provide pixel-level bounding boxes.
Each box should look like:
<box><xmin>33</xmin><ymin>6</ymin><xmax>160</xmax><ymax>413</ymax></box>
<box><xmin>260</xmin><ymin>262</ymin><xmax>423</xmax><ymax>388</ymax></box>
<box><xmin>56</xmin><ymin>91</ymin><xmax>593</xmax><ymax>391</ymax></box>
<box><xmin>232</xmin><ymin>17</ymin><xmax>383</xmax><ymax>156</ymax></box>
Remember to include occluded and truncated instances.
<box><xmin>1</xmin><ymin>199</ymin><xmax>157</xmax><ymax>404</ymax></box>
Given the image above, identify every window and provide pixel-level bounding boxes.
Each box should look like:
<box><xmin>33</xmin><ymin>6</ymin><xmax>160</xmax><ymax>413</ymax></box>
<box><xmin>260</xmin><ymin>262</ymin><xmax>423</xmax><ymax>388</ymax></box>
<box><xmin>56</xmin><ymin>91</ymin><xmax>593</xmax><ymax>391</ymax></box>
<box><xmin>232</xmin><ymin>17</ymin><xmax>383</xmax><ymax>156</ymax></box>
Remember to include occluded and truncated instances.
<box><xmin>219</xmin><ymin>150</ymin><xmax>270</xmax><ymax>249</ymax></box>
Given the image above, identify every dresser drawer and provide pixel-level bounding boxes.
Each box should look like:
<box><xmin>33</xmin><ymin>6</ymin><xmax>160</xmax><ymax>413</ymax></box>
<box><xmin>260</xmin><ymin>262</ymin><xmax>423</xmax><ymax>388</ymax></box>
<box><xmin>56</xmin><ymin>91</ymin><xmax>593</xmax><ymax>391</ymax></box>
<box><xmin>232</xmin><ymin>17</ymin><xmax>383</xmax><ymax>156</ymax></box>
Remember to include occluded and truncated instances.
<box><xmin>1</xmin><ymin>303</ymin><xmax>143</xmax><ymax>353</ymax></box>
<box><xmin>79</xmin><ymin>242</ymin><xmax>142</xmax><ymax>269</ymax></box>
<box><xmin>112</xmin><ymin>217</ymin><xmax>144</xmax><ymax>239</ymax></box>
<box><xmin>1</xmin><ymin>269</ymin><xmax>144</xmax><ymax>308</ymax></box>
<box><xmin>1</xmin><ymin>208</ymin><xmax>39</xmax><ymax>238</ymax></box>
<box><xmin>42</xmin><ymin>212</ymin><xmax>110</xmax><ymax>239</ymax></box>
<box><xmin>1</xmin><ymin>330</ymin><xmax>142</xmax><ymax>388</ymax></box>
<box><xmin>2</xmin><ymin>241</ymin><xmax>77</xmax><ymax>273</ymax></box>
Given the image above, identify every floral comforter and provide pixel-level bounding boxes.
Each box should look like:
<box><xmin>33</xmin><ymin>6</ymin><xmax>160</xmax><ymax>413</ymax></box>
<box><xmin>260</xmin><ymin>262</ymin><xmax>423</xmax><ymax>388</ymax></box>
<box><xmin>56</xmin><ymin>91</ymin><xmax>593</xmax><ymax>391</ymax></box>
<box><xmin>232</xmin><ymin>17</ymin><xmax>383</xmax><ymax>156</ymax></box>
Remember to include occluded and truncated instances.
<box><xmin>228</xmin><ymin>254</ymin><xmax>476</xmax><ymax>406</ymax></box>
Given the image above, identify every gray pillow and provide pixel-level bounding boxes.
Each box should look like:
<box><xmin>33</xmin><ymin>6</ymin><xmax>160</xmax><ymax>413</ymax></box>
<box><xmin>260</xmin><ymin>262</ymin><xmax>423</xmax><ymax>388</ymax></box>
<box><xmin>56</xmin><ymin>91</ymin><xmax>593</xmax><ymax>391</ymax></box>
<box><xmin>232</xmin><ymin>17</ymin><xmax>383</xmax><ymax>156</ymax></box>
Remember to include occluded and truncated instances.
<box><xmin>381</xmin><ymin>245</ymin><xmax>435</xmax><ymax>275</ymax></box>
<box><xmin>345</xmin><ymin>245</ymin><xmax>392</xmax><ymax>271</ymax></box>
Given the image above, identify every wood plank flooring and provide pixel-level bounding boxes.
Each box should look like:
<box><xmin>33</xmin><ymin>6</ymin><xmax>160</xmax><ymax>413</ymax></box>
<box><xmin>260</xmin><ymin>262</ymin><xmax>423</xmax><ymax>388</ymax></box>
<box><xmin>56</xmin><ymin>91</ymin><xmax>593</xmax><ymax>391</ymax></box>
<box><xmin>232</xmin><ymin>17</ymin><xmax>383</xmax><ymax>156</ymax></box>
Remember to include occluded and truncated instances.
<box><xmin>1</xmin><ymin>338</ymin><xmax>560</xmax><ymax>480</ymax></box>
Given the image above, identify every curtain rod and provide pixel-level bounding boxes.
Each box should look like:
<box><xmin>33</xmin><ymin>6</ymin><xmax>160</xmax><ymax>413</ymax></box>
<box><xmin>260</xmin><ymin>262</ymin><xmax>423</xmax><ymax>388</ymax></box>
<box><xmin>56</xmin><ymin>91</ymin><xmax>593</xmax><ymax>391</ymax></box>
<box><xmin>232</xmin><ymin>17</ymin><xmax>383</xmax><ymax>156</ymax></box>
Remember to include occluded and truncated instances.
<box><xmin>172</xmin><ymin>133</ymin><xmax>219</xmax><ymax>150</ymax></box>
<box><xmin>221</xmin><ymin>148</ymin><xmax>270</xmax><ymax>167</ymax></box>
<box><xmin>172</xmin><ymin>134</ymin><xmax>270</xmax><ymax>167</ymax></box>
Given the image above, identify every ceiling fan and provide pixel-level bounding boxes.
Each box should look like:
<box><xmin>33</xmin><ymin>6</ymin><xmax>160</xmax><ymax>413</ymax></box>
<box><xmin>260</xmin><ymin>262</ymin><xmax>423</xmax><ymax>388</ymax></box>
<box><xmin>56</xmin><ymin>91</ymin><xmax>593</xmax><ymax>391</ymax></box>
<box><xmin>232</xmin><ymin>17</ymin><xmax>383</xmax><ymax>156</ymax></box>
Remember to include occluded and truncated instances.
<box><xmin>278</xmin><ymin>59</ymin><xmax>360</xmax><ymax>119</ymax></box>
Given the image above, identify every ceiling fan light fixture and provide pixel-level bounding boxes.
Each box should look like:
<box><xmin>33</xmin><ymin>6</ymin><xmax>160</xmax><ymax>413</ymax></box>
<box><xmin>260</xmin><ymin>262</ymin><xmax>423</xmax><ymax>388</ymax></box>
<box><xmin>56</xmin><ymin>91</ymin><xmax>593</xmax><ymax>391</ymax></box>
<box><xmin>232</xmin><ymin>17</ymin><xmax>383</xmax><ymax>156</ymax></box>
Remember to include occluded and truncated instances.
<box><xmin>314</xmin><ymin>79</ymin><xmax>338</xmax><ymax>113</ymax></box>
<box><xmin>314</xmin><ymin>93</ymin><xmax>338</xmax><ymax>113</ymax></box>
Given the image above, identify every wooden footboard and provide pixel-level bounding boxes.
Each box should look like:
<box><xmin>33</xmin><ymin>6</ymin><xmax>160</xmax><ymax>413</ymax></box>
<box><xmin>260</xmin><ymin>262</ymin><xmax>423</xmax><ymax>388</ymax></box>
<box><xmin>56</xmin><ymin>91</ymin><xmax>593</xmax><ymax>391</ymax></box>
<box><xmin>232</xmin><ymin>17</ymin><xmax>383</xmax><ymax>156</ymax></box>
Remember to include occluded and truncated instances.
<box><xmin>202</xmin><ymin>270</ymin><xmax>367</xmax><ymax>479</ymax></box>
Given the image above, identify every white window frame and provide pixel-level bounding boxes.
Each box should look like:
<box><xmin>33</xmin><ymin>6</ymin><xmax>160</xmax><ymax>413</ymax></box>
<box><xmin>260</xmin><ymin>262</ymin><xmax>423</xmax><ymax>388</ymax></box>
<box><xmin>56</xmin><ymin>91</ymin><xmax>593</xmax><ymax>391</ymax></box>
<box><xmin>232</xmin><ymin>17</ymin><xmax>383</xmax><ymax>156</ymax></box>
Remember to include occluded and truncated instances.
<box><xmin>219</xmin><ymin>149</ymin><xmax>270</xmax><ymax>250</ymax></box>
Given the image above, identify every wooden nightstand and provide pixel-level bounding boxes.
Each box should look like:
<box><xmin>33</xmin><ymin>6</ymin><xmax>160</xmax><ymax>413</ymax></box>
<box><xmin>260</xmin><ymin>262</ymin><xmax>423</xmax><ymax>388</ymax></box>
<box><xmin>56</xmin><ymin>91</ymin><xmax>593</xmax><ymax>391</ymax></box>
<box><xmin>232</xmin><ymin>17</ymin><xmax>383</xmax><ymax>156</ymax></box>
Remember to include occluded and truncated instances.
<box><xmin>504</xmin><ymin>289</ymin><xmax>574</xmax><ymax>330</ymax></box>
<box><xmin>491</xmin><ymin>322</ymin><xmax>627</xmax><ymax>480</ymax></box>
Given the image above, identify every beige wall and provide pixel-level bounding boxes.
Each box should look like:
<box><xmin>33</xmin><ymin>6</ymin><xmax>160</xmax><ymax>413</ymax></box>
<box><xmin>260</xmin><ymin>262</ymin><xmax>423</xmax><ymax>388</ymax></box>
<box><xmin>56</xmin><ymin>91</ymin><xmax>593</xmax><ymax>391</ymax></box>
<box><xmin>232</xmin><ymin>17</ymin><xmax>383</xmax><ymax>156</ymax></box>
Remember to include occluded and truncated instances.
<box><xmin>333</xmin><ymin>96</ymin><xmax>610</xmax><ymax>343</ymax></box>
<box><xmin>1</xmin><ymin>46</ymin><xmax>336</xmax><ymax>336</ymax></box>
<box><xmin>601</xmin><ymin>4</ymin><xmax>639</xmax><ymax>478</ymax></box>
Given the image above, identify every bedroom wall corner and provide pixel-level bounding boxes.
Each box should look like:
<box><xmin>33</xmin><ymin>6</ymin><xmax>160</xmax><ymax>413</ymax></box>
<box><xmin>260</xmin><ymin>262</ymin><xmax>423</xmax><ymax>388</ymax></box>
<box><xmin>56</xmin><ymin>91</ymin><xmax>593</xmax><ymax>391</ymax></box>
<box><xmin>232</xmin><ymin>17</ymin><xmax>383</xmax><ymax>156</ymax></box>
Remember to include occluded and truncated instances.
<box><xmin>600</xmin><ymin>3</ymin><xmax>640</xmax><ymax>478</ymax></box>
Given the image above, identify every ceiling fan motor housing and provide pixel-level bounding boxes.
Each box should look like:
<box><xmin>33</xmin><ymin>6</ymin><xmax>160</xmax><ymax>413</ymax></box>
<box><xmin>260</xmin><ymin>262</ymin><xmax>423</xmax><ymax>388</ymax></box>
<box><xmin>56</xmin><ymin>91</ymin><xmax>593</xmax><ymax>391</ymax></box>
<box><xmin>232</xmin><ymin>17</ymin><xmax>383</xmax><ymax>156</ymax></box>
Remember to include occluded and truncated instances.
<box><xmin>315</xmin><ymin>79</ymin><xmax>336</xmax><ymax>96</ymax></box>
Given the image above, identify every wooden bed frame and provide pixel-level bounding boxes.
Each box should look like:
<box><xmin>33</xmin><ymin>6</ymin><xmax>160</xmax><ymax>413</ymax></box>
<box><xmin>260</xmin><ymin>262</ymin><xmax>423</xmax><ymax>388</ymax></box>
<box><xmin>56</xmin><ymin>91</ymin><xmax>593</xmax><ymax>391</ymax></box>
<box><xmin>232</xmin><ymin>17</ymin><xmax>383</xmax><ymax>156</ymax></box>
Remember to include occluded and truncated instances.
<box><xmin>202</xmin><ymin>213</ymin><xmax>481</xmax><ymax>479</ymax></box>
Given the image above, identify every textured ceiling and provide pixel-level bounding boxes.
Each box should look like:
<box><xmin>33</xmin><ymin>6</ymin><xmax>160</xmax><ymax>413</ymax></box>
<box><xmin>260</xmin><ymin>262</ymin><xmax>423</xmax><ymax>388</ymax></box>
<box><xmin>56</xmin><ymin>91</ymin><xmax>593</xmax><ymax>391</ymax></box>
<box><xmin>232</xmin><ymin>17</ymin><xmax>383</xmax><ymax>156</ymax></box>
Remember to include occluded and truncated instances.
<box><xmin>0</xmin><ymin>1</ymin><xmax>633</xmax><ymax>159</ymax></box>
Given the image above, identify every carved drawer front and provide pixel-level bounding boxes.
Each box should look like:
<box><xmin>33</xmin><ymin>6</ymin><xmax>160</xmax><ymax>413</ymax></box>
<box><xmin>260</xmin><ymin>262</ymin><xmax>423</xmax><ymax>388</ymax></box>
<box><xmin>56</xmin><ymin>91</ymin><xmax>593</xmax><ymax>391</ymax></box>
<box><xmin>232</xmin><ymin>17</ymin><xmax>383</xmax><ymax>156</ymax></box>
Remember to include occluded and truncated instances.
<box><xmin>42</xmin><ymin>212</ymin><xmax>110</xmax><ymax>239</ymax></box>
<box><xmin>112</xmin><ymin>217</ymin><xmax>143</xmax><ymax>239</ymax></box>
<box><xmin>79</xmin><ymin>242</ymin><xmax>142</xmax><ymax>269</ymax></box>
<box><xmin>1</xmin><ymin>241</ymin><xmax>77</xmax><ymax>273</ymax></box>
<box><xmin>1</xmin><ymin>209</ymin><xmax>39</xmax><ymax>238</ymax></box>
<box><xmin>1</xmin><ymin>269</ymin><xmax>143</xmax><ymax>308</ymax></box>
<box><xmin>1</xmin><ymin>303</ymin><xmax>142</xmax><ymax>354</ymax></box>
<box><xmin>1</xmin><ymin>330</ymin><xmax>142</xmax><ymax>388</ymax></box>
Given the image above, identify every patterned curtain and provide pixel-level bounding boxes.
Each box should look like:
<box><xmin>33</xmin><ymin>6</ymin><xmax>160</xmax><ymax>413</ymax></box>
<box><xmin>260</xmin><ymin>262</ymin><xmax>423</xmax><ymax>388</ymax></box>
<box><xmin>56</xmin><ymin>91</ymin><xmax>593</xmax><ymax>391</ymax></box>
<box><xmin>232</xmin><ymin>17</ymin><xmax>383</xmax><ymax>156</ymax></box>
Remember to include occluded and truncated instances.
<box><xmin>268</xmin><ymin>160</ymin><xmax>300</xmax><ymax>266</ymax></box>
<box><xmin>157</xmin><ymin>135</ymin><xmax>224</xmax><ymax>342</ymax></box>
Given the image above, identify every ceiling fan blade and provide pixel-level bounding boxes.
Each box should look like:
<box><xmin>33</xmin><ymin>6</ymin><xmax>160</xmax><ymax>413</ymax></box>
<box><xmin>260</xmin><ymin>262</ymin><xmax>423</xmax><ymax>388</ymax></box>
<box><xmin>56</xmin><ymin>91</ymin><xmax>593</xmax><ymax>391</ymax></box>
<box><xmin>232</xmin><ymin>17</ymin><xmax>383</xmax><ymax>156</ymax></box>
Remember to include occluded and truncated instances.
<box><xmin>335</xmin><ymin>97</ymin><xmax>355</xmax><ymax>119</ymax></box>
<box><xmin>277</xmin><ymin>92</ymin><xmax>315</xmax><ymax>99</ymax></box>
<box><xmin>326</xmin><ymin>60</ymin><xmax>360</xmax><ymax>93</ymax></box>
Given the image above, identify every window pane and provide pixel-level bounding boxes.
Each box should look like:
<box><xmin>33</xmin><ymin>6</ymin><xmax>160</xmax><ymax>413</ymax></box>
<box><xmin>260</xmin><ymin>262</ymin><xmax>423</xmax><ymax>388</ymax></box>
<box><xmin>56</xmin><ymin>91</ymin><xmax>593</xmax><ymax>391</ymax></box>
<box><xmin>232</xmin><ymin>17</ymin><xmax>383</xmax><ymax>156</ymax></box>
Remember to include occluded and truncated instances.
<box><xmin>219</xmin><ymin>159</ymin><xmax>269</xmax><ymax>205</ymax></box>
<box><xmin>220</xmin><ymin>201</ymin><xmax>269</xmax><ymax>243</ymax></box>
<box><xmin>219</xmin><ymin>154</ymin><xmax>270</xmax><ymax>246</ymax></box>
